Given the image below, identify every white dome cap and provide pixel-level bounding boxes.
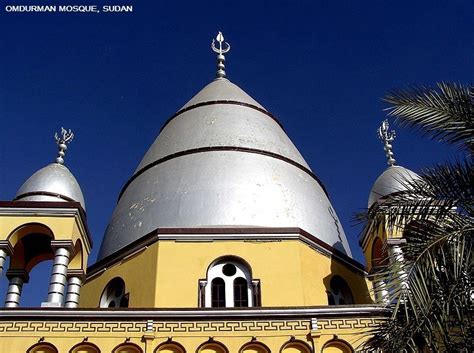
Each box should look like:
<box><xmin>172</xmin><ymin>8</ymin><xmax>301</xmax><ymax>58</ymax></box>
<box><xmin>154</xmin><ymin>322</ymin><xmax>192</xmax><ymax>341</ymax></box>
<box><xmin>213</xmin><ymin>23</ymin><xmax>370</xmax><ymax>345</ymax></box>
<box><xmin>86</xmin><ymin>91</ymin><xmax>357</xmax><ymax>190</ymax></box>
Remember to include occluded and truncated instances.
<box><xmin>15</xmin><ymin>163</ymin><xmax>86</xmax><ymax>210</ymax></box>
<box><xmin>368</xmin><ymin>165</ymin><xmax>420</xmax><ymax>208</ymax></box>
<box><xmin>369</xmin><ymin>120</ymin><xmax>420</xmax><ymax>208</ymax></box>
<box><xmin>14</xmin><ymin>127</ymin><xmax>85</xmax><ymax>210</ymax></box>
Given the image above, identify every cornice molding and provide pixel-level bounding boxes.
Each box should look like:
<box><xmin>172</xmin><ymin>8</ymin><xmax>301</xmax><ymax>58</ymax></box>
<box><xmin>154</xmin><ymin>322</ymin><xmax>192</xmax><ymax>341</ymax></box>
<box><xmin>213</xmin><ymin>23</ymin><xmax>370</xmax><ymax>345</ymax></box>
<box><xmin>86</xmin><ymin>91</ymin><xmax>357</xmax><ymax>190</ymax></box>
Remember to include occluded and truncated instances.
<box><xmin>0</xmin><ymin>201</ymin><xmax>93</xmax><ymax>250</ymax></box>
<box><xmin>86</xmin><ymin>227</ymin><xmax>367</xmax><ymax>279</ymax></box>
<box><xmin>0</xmin><ymin>305</ymin><xmax>388</xmax><ymax>320</ymax></box>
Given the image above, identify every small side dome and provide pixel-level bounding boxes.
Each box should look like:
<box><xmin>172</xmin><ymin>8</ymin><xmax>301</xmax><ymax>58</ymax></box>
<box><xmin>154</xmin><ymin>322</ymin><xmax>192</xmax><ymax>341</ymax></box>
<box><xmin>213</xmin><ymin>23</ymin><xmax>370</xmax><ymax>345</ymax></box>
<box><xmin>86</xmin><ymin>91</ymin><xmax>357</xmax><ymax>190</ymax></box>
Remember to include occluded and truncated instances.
<box><xmin>369</xmin><ymin>120</ymin><xmax>420</xmax><ymax>208</ymax></box>
<box><xmin>14</xmin><ymin>127</ymin><xmax>85</xmax><ymax>210</ymax></box>
<box><xmin>15</xmin><ymin>163</ymin><xmax>86</xmax><ymax>210</ymax></box>
<box><xmin>368</xmin><ymin>165</ymin><xmax>419</xmax><ymax>208</ymax></box>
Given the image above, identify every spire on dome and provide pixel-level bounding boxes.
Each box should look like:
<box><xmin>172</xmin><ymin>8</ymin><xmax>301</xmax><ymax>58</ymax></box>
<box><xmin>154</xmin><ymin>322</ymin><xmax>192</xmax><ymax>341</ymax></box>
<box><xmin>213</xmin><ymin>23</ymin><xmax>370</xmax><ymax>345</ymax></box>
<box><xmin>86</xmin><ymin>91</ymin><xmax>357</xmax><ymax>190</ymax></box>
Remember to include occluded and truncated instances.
<box><xmin>211</xmin><ymin>31</ymin><xmax>230</xmax><ymax>79</ymax></box>
<box><xmin>54</xmin><ymin>127</ymin><xmax>74</xmax><ymax>165</ymax></box>
<box><xmin>378</xmin><ymin>120</ymin><xmax>396</xmax><ymax>166</ymax></box>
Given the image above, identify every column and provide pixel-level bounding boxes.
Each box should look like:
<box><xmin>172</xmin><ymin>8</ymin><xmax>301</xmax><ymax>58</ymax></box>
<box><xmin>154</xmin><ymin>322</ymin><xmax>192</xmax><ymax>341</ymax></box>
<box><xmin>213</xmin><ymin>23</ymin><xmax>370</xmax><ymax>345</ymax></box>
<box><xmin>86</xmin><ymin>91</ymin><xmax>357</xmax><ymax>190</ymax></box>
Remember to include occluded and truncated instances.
<box><xmin>64</xmin><ymin>270</ymin><xmax>85</xmax><ymax>308</ymax></box>
<box><xmin>388</xmin><ymin>239</ymin><xmax>408</xmax><ymax>290</ymax></box>
<box><xmin>42</xmin><ymin>241</ymin><xmax>74</xmax><ymax>307</ymax></box>
<box><xmin>4</xmin><ymin>270</ymin><xmax>29</xmax><ymax>308</ymax></box>
<box><xmin>375</xmin><ymin>279</ymin><xmax>389</xmax><ymax>304</ymax></box>
<box><xmin>0</xmin><ymin>242</ymin><xmax>13</xmax><ymax>278</ymax></box>
<box><xmin>0</xmin><ymin>249</ymin><xmax>7</xmax><ymax>277</ymax></box>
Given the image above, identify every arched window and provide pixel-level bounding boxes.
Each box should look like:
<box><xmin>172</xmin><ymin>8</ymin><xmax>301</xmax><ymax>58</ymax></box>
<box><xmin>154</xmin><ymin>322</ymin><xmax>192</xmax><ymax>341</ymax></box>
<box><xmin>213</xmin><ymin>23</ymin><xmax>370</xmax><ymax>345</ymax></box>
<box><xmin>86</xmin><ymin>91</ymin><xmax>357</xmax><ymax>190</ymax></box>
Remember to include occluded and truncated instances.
<box><xmin>322</xmin><ymin>339</ymin><xmax>353</xmax><ymax>353</ymax></box>
<box><xmin>100</xmin><ymin>277</ymin><xmax>129</xmax><ymax>308</ymax></box>
<box><xmin>69</xmin><ymin>342</ymin><xmax>101</xmax><ymax>353</ymax></box>
<box><xmin>280</xmin><ymin>340</ymin><xmax>312</xmax><ymax>353</ymax></box>
<box><xmin>27</xmin><ymin>342</ymin><xmax>58</xmax><ymax>353</ymax></box>
<box><xmin>155</xmin><ymin>341</ymin><xmax>186</xmax><ymax>353</ymax></box>
<box><xmin>327</xmin><ymin>275</ymin><xmax>354</xmax><ymax>305</ymax></box>
<box><xmin>200</xmin><ymin>257</ymin><xmax>260</xmax><ymax>308</ymax></box>
<box><xmin>234</xmin><ymin>277</ymin><xmax>248</xmax><ymax>307</ymax></box>
<box><xmin>112</xmin><ymin>343</ymin><xmax>143</xmax><ymax>353</ymax></box>
<box><xmin>239</xmin><ymin>341</ymin><xmax>271</xmax><ymax>353</ymax></box>
<box><xmin>196</xmin><ymin>340</ymin><xmax>229</xmax><ymax>353</ymax></box>
<box><xmin>211</xmin><ymin>278</ymin><xmax>226</xmax><ymax>307</ymax></box>
<box><xmin>371</xmin><ymin>237</ymin><xmax>388</xmax><ymax>268</ymax></box>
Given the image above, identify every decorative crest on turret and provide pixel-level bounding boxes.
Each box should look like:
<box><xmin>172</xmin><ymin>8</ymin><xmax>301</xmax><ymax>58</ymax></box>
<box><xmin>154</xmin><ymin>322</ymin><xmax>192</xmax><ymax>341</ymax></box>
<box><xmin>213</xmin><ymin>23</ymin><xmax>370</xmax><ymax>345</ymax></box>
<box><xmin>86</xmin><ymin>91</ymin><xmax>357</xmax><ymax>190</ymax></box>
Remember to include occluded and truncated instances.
<box><xmin>54</xmin><ymin>127</ymin><xmax>74</xmax><ymax>165</ymax></box>
<box><xmin>378</xmin><ymin>120</ymin><xmax>396</xmax><ymax>166</ymax></box>
<box><xmin>211</xmin><ymin>31</ymin><xmax>230</xmax><ymax>79</ymax></box>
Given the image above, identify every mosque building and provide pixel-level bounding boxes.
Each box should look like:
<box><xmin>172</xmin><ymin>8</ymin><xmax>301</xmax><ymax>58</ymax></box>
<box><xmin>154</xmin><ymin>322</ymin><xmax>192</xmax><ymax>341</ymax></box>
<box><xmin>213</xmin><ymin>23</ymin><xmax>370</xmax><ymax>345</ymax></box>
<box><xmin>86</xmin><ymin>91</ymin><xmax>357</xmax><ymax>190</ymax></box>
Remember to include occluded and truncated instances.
<box><xmin>0</xmin><ymin>32</ymin><xmax>417</xmax><ymax>353</ymax></box>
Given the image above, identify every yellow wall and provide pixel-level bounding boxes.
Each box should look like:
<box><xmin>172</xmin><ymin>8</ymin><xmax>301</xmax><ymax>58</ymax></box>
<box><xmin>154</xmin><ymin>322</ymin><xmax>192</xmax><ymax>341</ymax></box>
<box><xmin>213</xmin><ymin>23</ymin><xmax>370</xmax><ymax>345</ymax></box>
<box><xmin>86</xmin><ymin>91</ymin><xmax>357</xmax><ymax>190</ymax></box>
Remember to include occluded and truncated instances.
<box><xmin>0</xmin><ymin>213</ymin><xmax>90</xmax><ymax>273</ymax></box>
<box><xmin>0</xmin><ymin>316</ymin><xmax>379</xmax><ymax>353</ymax></box>
<box><xmin>362</xmin><ymin>217</ymin><xmax>408</xmax><ymax>273</ymax></box>
<box><xmin>81</xmin><ymin>239</ymin><xmax>372</xmax><ymax>308</ymax></box>
<box><xmin>80</xmin><ymin>243</ymin><xmax>160</xmax><ymax>308</ymax></box>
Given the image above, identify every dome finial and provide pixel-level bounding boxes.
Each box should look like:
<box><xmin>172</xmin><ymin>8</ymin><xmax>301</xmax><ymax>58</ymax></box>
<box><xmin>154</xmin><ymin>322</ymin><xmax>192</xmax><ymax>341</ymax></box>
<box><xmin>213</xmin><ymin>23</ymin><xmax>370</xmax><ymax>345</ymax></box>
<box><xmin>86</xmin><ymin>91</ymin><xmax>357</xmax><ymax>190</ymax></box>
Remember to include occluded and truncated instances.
<box><xmin>378</xmin><ymin>120</ymin><xmax>396</xmax><ymax>166</ymax></box>
<box><xmin>54</xmin><ymin>127</ymin><xmax>74</xmax><ymax>165</ymax></box>
<box><xmin>211</xmin><ymin>31</ymin><xmax>230</xmax><ymax>79</ymax></box>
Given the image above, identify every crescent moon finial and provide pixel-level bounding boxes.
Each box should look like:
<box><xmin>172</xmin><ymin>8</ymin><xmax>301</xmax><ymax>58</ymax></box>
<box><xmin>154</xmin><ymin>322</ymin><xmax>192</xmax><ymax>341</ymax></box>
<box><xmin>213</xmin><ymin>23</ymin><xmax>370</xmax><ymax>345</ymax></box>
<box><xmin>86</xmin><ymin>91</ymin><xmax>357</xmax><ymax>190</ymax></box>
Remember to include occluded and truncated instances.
<box><xmin>211</xmin><ymin>31</ymin><xmax>230</xmax><ymax>78</ymax></box>
<box><xmin>378</xmin><ymin>120</ymin><xmax>396</xmax><ymax>166</ymax></box>
<box><xmin>54</xmin><ymin>127</ymin><xmax>74</xmax><ymax>165</ymax></box>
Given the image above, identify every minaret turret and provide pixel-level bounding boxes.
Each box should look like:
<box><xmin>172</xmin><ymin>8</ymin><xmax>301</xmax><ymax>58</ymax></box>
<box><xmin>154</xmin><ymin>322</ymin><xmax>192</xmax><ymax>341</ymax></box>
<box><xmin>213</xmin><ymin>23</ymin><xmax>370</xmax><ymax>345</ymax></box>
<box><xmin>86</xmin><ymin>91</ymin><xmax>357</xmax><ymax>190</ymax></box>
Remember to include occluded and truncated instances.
<box><xmin>0</xmin><ymin>128</ymin><xmax>92</xmax><ymax>308</ymax></box>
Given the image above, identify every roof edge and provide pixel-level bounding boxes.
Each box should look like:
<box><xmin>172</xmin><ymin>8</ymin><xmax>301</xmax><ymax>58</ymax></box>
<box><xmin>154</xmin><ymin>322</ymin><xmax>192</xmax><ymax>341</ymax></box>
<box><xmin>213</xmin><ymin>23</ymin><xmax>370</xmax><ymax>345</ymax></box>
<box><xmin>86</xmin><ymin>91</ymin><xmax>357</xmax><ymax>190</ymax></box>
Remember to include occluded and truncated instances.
<box><xmin>0</xmin><ymin>305</ymin><xmax>388</xmax><ymax>320</ymax></box>
<box><xmin>90</xmin><ymin>227</ymin><xmax>365</xmax><ymax>278</ymax></box>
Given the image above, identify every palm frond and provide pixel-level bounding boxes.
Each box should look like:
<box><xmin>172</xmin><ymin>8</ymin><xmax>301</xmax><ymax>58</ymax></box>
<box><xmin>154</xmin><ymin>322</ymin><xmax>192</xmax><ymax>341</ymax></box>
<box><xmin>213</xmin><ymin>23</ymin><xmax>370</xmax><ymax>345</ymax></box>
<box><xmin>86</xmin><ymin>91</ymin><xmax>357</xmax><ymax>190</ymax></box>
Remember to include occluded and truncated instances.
<box><xmin>384</xmin><ymin>82</ymin><xmax>474</xmax><ymax>152</ymax></box>
<box><xmin>358</xmin><ymin>162</ymin><xmax>473</xmax><ymax>352</ymax></box>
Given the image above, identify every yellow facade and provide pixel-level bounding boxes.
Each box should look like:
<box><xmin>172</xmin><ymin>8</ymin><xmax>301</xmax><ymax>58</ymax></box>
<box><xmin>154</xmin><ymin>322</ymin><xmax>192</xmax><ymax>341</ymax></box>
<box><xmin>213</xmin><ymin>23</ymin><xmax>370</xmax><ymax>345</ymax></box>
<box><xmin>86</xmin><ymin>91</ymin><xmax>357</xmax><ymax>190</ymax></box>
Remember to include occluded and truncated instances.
<box><xmin>0</xmin><ymin>314</ymin><xmax>381</xmax><ymax>352</ymax></box>
<box><xmin>81</xmin><ymin>239</ymin><xmax>372</xmax><ymax>308</ymax></box>
<box><xmin>0</xmin><ymin>208</ymin><xmax>384</xmax><ymax>352</ymax></box>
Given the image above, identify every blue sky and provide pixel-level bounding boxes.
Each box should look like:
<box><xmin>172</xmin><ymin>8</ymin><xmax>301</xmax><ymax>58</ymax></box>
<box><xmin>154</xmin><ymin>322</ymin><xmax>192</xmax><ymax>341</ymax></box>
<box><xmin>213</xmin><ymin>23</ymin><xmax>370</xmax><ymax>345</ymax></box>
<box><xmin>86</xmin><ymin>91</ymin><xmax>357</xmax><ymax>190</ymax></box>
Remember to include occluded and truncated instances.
<box><xmin>0</xmin><ymin>1</ymin><xmax>471</xmax><ymax>306</ymax></box>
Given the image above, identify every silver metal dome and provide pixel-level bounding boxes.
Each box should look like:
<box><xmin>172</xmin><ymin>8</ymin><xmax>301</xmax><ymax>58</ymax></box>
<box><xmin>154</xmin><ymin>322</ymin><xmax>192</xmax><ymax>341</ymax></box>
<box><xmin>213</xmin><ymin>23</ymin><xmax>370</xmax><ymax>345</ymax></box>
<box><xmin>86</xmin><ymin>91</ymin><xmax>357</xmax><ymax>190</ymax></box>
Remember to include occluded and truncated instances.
<box><xmin>137</xmin><ymin>79</ymin><xmax>309</xmax><ymax>172</ymax></box>
<box><xmin>98</xmin><ymin>78</ymin><xmax>353</xmax><ymax>260</ymax></box>
<box><xmin>368</xmin><ymin>165</ymin><xmax>420</xmax><ymax>208</ymax></box>
<box><xmin>15</xmin><ymin>163</ymin><xmax>86</xmax><ymax>210</ymax></box>
<box><xmin>179</xmin><ymin>78</ymin><xmax>265</xmax><ymax>111</ymax></box>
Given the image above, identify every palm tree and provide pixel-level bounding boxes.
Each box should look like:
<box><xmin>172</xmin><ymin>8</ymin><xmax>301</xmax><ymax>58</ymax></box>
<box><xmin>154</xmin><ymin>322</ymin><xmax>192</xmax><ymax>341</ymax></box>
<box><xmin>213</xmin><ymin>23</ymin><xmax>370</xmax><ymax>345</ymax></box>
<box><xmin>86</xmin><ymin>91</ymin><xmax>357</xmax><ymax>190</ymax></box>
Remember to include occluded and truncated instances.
<box><xmin>358</xmin><ymin>83</ymin><xmax>473</xmax><ymax>352</ymax></box>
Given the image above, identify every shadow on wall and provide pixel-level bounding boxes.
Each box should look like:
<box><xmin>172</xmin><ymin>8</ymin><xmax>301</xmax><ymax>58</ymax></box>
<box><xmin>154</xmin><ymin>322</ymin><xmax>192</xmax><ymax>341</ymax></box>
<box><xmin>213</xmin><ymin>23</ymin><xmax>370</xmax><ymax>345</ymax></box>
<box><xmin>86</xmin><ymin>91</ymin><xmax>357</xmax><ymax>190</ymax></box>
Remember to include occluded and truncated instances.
<box><xmin>323</xmin><ymin>241</ymin><xmax>372</xmax><ymax>305</ymax></box>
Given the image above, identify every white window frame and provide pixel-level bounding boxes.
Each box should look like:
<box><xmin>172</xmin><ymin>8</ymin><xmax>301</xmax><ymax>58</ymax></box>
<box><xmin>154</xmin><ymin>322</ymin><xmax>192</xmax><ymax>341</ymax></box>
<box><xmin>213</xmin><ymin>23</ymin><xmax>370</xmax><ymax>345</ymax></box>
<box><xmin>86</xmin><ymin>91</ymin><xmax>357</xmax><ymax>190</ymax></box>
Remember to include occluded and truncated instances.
<box><xmin>204</xmin><ymin>260</ymin><xmax>253</xmax><ymax>308</ymax></box>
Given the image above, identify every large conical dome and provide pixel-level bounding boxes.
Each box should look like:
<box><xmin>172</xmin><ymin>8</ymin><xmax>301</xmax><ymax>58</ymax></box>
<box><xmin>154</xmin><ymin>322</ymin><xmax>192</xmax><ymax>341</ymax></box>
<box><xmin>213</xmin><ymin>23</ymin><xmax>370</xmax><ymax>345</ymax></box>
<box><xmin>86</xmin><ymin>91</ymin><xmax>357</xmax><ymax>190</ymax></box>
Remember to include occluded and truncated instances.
<box><xmin>97</xmin><ymin>78</ymin><xmax>352</xmax><ymax>260</ymax></box>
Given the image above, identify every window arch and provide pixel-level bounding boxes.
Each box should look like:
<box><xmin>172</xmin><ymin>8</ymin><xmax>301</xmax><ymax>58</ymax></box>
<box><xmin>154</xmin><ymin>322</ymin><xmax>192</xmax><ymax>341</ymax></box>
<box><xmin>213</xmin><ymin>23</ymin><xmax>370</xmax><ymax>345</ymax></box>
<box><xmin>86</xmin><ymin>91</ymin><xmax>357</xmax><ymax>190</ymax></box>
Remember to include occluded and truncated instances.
<box><xmin>27</xmin><ymin>342</ymin><xmax>58</xmax><ymax>353</ymax></box>
<box><xmin>234</xmin><ymin>277</ymin><xmax>249</xmax><ymax>307</ymax></box>
<box><xmin>280</xmin><ymin>339</ymin><xmax>312</xmax><ymax>353</ymax></box>
<box><xmin>239</xmin><ymin>341</ymin><xmax>271</xmax><ymax>353</ymax></box>
<box><xmin>327</xmin><ymin>275</ymin><xmax>354</xmax><ymax>305</ymax></box>
<box><xmin>100</xmin><ymin>277</ymin><xmax>129</xmax><ymax>308</ymax></box>
<box><xmin>196</xmin><ymin>339</ymin><xmax>229</xmax><ymax>353</ymax></box>
<box><xmin>211</xmin><ymin>278</ymin><xmax>226</xmax><ymax>307</ymax></box>
<box><xmin>371</xmin><ymin>237</ymin><xmax>388</xmax><ymax>268</ymax></box>
<box><xmin>69</xmin><ymin>342</ymin><xmax>101</xmax><ymax>353</ymax></box>
<box><xmin>200</xmin><ymin>256</ymin><xmax>260</xmax><ymax>308</ymax></box>
<box><xmin>155</xmin><ymin>341</ymin><xmax>186</xmax><ymax>353</ymax></box>
<box><xmin>322</xmin><ymin>339</ymin><xmax>353</xmax><ymax>353</ymax></box>
<box><xmin>112</xmin><ymin>342</ymin><xmax>143</xmax><ymax>353</ymax></box>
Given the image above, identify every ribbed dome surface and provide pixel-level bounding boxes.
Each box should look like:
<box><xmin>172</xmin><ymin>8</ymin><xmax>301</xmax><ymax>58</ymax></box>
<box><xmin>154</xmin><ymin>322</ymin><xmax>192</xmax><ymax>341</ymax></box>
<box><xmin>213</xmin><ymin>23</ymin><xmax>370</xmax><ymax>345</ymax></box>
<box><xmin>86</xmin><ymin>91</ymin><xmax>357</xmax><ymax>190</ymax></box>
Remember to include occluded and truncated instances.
<box><xmin>15</xmin><ymin>163</ymin><xmax>86</xmax><ymax>210</ymax></box>
<box><xmin>368</xmin><ymin>165</ymin><xmax>420</xmax><ymax>208</ymax></box>
<box><xmin>137</xmin><ymin>79</ymin><xmax>309</xmax><ymax>171</ymax></box>
<box><xmin>98</xmin><ymin>78</ymin><xmax>352</xmax><ymax>260</ymax></box>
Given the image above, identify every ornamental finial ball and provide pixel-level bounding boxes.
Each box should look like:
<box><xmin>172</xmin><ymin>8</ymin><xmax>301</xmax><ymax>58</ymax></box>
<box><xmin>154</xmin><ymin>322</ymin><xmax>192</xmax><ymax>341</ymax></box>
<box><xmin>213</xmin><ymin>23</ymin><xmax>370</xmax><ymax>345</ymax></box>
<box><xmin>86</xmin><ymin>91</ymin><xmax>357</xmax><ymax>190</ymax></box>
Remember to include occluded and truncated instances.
<box><xmin>54</xmin><ymin>127</ymin><xmax>74</xmax><ymax>165</ymax></box>
<box><xmin>377</xmin><ymin>120</ymin><xmax>396</xmax><ymax>167</ymax></box>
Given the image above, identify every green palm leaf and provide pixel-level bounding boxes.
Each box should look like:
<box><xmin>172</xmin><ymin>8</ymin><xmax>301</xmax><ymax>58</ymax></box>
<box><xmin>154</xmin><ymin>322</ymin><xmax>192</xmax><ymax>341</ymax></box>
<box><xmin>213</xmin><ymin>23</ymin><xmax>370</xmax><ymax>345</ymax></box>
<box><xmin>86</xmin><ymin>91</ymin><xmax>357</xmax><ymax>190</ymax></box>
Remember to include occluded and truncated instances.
<box><xmin>384</xmin><ymin>83</ymin><xmax>474</xmax><ymax>152</ymax></box>
<box><xmin>358</xmin><ymin>82</ymin><xmax>473</xmax><ymax>352</ymax></box>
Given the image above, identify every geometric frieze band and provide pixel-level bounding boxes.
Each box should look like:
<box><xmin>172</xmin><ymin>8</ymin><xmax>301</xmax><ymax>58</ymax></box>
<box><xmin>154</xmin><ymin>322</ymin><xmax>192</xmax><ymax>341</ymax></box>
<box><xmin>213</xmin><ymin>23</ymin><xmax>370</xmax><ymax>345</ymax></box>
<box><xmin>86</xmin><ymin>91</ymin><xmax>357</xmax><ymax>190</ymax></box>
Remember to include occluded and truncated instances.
<box><xmin>0</xmin><ymin>318</ymin><xmax>379</xmax><ymax>334</ymax></box>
